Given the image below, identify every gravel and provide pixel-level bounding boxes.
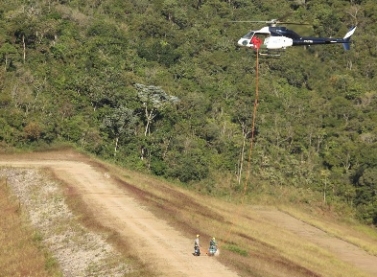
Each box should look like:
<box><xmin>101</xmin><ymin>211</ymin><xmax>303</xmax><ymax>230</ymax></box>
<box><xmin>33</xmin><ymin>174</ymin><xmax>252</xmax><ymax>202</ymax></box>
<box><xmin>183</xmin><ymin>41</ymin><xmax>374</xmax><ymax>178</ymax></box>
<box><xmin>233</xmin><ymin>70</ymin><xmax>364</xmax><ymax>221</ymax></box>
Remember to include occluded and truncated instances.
<box><xmin>0</xmin><ymin>168</ymin><xmax>131</xmax><ymax>277</ymax></box>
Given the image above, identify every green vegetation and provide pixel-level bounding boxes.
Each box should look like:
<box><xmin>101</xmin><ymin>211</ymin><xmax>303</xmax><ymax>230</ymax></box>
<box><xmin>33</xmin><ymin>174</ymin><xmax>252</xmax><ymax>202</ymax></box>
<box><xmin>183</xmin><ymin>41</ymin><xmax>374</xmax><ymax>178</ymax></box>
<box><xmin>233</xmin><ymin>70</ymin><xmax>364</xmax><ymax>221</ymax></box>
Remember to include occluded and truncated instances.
<box><xmin>102</xmin><ymin>156</ymin><xmax>377</xmax><ymax>277</ymax></box>
<box><xmin>0</xmin><ymin>178</ymin><xmax>61</xmax><ymax>277</ymax></box>
<box><xmin>0</xmin><ymin>0</ymin><xmax>377</xmax><ymax>226</ymax></box>
<box><xmin>224</xmin><ymin>243</ymin><xmax>249</xmax><ymax>257</ymax></box>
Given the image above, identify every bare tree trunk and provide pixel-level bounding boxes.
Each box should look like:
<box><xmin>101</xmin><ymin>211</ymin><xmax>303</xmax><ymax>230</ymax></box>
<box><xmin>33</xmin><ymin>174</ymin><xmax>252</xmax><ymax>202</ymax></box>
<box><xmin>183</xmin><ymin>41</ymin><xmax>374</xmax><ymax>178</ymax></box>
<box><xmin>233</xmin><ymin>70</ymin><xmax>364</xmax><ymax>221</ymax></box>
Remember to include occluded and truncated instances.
<box><xmin>237</xmin><ymin>135</ymin><xmax>247</xmax><ymax>185</ymax></box>
<box><xmin>348</xmin><ymin>3</ymin><xmax>359</xmax><ymax>26</ymax></box>
<box><xmin>114</xmin><ymin>136</ymin><xmax>119</xmax><ymax>157</ymax></box>
<box><xmin>144</xmin><ymin>106</ymin><xmax>156</xmax><ymax>136</ymax></box>
<box><xmin>144</xmin><ymin>121</ymin><xmax>150</xmax><ymax>137</ymax></box>
<box><xmin>162</xmin><ymin>137</ymin><xmax>171</xmax><ymax>160</ymax></box>
<box><xmin>347</xmin><ymin>60</ymin><xmax>353</xmax><ymax>70</ymax></box>
<box><xmin>22</xmin><ymin>35</ymin><xmax>26</xmax><ymax>63</ymax></box>
<box><xmin>236</xmin><ymin>120</ymin><xmax>248</xmax><ymax>185</ymax></box>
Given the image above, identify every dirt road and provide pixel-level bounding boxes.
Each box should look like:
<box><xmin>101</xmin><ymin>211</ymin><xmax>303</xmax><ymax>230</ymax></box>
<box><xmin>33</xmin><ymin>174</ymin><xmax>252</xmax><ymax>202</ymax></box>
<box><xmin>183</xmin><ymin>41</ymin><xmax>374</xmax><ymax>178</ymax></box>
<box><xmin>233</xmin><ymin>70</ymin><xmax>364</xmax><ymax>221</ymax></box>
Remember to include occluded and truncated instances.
<box><xmin>0</xmin><ymin>157</ymin><xmax>239</xmax><ymax>277</ymax></box>
<box><xmin>256</xmin><ymin>208</ymin><xmax>377</xmax><ymax>277</ymax></box>
<box><xmin>2</xmin><ymin>153</ymin><xmax>377</xmax><ymax>277</ymax></box>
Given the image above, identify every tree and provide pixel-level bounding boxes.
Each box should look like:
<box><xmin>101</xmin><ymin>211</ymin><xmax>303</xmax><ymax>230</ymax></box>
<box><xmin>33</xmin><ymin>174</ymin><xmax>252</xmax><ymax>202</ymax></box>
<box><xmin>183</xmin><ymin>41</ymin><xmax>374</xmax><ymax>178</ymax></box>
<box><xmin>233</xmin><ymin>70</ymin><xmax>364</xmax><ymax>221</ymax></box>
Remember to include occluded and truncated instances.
<box><xmin>354</xmin><ymin>167</ymin><xmax>377</xmax><ymax>224</ymax></box>
<box><xmin>102</xmin><ymin>107</ymin><xmax>137</xmax><ymax>157</ymax></box>
<box><xmin>134</xmin><ymin>83</ymin><xmax>179</xmax><ymax>136</ymax></box>
<box><xmin>134</xmin><ymin>83</ymin><xmax>179</xmax><ymax>161</ymax></box>
<box><xmin>0</xmin><ymin>43</ymin><xmax>19</xmax><ymax>70</ymax></box>
<box><xmin>1</xmin><ymin>0</ymin><xmax>377</xmax><ymax>225</ymax></box>
<box><xmin>23</xmin><ymin>121</ymin><xmax>43</xmax><ymax>142</ymax></box>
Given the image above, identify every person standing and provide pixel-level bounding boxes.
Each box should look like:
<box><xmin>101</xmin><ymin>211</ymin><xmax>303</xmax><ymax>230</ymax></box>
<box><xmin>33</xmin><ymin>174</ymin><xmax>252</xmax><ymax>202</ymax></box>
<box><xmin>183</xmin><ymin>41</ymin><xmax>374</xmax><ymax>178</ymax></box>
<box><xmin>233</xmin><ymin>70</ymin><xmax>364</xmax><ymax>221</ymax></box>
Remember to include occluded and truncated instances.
<box><xmin>194</xmin><ymin>234</ymin><xmax>201</xmax><ymax>256</ymax></box>
<box><xmin>209</xmin><ymin>237</ymin><xmax>217</xmax><ymax>256</ymax></box>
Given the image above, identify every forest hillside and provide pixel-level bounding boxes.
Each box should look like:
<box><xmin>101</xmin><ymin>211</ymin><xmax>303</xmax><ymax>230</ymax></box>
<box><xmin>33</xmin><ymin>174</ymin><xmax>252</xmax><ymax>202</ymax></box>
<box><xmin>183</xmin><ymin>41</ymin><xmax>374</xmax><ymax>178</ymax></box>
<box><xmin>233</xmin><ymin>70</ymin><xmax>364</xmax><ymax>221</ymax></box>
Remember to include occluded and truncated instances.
<box><xmin>0</xmin><ymin>0</ymin><xmax>377</xmax><ymax>225</ymax></box>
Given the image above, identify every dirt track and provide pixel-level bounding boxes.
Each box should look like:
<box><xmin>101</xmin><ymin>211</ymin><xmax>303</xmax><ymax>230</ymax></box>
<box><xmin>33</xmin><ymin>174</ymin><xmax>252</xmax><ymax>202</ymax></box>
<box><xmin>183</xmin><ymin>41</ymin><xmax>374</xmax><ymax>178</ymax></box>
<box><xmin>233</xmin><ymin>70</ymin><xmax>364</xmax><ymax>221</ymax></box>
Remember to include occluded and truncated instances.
<box><xmin>256</xmin><ymin>208</ymin><xmax>377</xmax><ymax>277</ymax></box>
<box><xmin>1</xmin><ymin>153</ymin><xmax>377</xmax><ymax>277</ymax></box>
<box><xmin>0</xmin><ymin>157</ymin><xmax>239</xmax><ymax>277</ymax></box>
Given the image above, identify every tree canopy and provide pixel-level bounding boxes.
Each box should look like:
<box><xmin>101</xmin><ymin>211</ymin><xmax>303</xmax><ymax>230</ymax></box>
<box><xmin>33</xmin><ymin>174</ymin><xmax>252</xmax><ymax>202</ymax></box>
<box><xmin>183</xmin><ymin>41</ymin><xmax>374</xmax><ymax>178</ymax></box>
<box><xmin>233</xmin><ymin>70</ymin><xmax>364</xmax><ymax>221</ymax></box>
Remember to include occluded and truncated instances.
<box><xmin>1</xmin><ymin>0</ymin><xmax>377</xmax><ymax>225</ymax></box>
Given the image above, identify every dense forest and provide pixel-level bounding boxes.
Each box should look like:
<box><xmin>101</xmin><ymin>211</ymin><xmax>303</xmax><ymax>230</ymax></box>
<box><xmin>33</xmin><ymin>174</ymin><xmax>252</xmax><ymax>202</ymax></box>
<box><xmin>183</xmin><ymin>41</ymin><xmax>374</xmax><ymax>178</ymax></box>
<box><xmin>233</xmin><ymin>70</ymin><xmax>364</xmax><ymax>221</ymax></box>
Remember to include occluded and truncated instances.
<box><xmin>0</xmin><ymin>0</ymin><xmax>376</xmax><ymax>226</ymax></box>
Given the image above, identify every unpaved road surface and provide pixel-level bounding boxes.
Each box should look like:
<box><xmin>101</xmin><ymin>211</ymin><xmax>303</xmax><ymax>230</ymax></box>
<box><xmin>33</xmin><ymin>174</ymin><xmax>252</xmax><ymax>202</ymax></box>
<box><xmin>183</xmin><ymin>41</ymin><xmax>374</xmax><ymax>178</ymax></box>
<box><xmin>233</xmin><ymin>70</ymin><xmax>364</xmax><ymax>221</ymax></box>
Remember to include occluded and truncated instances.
<box><xmin>0</xmin><ymin>157</ymin><xmax>240</xmax><ymax>277</ymax></box>
<box><xmin>2</xmin><ymin>154</ymin><xmax>377</xmax><ymax>277</ymax></box>
<box><xmin>256</xmin><ymin>208</ymin><xmax>377</xmax><ymax>277</ymax></box>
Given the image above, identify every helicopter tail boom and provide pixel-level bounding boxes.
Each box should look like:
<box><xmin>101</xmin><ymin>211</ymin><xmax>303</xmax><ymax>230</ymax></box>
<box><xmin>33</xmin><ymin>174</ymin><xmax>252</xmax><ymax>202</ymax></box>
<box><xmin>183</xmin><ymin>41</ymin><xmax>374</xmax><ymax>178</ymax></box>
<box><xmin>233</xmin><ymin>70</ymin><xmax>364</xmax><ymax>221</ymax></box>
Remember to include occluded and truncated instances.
<box><xmin>342</xmin><ymin>26</ymin><xmax>357</xmax><ymax>50</ymax></box>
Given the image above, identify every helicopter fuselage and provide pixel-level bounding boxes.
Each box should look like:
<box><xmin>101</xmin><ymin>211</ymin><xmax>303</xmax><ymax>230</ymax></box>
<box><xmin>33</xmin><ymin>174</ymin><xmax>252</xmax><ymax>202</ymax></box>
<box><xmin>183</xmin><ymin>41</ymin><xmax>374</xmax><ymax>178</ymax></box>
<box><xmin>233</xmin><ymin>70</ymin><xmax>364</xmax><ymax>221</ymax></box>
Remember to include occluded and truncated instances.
<box><xmin>237</xmin><ymin>26</ymin><xmax>356</xmax><ymax>51</ymax></box>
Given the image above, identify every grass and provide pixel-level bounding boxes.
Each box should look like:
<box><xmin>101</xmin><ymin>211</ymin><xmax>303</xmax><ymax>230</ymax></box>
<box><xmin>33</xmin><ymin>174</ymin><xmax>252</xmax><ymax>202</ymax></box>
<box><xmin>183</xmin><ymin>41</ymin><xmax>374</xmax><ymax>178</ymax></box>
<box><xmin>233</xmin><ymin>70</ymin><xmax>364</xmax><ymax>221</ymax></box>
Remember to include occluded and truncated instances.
<box><xmin>224</xmin><ymin>243</ymin><xmax>249</xmax><ymax>257</ymax></box>
<box><xmin>279</xmin><ymin>205</ymin><xmax>377</xmax><ymax>256</ymax></box>
<box><xmin>0</xmin><ymin>177</ymin><xmax>61</xmax><ymax>277</ymax></box>
<box><xmin>1</xmin><ymin>149</ymin><xmax>377</xmax><ymax>277</ymax></box>
<box><xmin>99</xmin><ymin>157</ymin><xmax>376</xmax><ymax>277</ymax></box>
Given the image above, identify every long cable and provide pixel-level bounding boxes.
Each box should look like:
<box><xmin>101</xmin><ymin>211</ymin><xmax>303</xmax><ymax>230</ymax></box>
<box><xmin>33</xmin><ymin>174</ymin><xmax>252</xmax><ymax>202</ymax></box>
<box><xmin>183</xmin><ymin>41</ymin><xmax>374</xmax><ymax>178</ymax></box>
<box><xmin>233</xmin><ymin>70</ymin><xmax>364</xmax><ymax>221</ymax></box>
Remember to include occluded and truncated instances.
<box><xmin>244</xmin><ymin>47</ymin><xmax>259</xmax><ymax>194</ymax></box>
<box><xmin>220</xmin><ymin>48</ymin><xmax>260</xmax><ymax>249</ymax></box>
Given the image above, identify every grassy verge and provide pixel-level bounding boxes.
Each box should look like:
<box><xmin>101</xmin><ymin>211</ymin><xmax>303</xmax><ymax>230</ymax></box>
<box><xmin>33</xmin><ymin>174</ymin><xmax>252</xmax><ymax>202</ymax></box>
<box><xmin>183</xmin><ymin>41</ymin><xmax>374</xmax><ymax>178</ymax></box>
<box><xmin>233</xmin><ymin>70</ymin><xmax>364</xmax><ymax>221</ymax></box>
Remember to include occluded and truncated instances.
<box><xmin>0</xmin><ymin>177</ymin><xmax>61</xmax><ymax>277</ymax></box>
<box><xmin>1</xmin><ymin>150</ymin><xmax>376</xmax><ymax>277</ymax></box>
<box><xmin>99</xmin><ymin>160</ymin><xmax>374</xmax><ymax>277</ymax></box>
<box><xmin>279</xmin><ymin>205</ymin><xmax>377</xmax><ymax>256</ymax></box>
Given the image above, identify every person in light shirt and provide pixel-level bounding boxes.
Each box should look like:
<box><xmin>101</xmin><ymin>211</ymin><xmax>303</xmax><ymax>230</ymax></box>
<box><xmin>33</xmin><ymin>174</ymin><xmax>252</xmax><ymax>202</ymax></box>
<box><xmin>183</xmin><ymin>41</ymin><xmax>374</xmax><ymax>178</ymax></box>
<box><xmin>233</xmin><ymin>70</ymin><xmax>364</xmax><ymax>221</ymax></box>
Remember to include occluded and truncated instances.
<box><xmin>194</xmin><ymin>234</ymin><xmax>200</xmax><ymax>256</ymax></box>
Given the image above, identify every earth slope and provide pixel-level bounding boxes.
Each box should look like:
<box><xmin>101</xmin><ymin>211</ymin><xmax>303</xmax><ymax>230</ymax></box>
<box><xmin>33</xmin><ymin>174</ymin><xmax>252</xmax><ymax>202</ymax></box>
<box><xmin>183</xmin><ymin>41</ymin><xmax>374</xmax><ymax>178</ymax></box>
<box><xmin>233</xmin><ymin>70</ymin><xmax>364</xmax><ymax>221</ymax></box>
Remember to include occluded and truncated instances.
<box><xmin>1</xmin><ymin>151</ymin><xmax>377</xmax><ymax>277</ymax></box>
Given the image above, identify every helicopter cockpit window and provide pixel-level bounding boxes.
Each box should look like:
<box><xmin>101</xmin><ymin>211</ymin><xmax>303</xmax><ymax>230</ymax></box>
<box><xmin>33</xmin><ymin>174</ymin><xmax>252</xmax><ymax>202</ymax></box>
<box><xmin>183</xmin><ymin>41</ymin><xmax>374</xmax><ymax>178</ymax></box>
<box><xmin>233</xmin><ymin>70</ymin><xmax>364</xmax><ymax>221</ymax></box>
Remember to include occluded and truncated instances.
<box><xmin>242</xmin><ymin>31</ymin><xmax>254</xmax><ymax>39</ymax></box>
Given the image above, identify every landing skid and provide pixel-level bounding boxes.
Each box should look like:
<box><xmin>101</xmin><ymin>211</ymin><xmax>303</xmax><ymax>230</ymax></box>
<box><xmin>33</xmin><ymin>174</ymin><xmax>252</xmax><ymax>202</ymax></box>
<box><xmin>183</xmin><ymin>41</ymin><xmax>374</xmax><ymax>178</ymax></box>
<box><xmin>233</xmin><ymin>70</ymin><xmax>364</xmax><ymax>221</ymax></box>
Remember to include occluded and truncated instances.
<box><xmin>258</xmin><ymin>49</ymin><xmax>285</xmax><ymax>57</ymax></box>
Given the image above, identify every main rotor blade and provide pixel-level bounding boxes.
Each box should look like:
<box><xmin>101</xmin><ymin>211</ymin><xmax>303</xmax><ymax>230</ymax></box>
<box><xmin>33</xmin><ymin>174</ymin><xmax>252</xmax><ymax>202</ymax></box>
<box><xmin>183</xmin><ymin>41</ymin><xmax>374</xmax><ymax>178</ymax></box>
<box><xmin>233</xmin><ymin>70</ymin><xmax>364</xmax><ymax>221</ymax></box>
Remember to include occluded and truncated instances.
<box><xmin>278</xmin><ymin>21</ymin><xmax>310</xmax><ymax>25</ymax></box>
<box><xmin>230</xmin><ymin>20</ymin><xmax>310</xmax><ymax>26</ymax></box>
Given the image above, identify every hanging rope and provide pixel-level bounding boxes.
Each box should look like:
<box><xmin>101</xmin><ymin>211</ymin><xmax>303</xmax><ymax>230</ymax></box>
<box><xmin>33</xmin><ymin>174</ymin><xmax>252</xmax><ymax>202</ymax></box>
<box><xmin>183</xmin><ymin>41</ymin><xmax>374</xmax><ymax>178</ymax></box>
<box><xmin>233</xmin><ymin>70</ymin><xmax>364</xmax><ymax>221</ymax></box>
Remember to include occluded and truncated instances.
<box><xmin>220</xmin><ymin>48</ymin><xmax>260</xmax><ymax>248</ymax></box>
<box><xmin>243</xmin><ymin>48</ymin><xmax>259</xmax><ymax>194</ymax></box>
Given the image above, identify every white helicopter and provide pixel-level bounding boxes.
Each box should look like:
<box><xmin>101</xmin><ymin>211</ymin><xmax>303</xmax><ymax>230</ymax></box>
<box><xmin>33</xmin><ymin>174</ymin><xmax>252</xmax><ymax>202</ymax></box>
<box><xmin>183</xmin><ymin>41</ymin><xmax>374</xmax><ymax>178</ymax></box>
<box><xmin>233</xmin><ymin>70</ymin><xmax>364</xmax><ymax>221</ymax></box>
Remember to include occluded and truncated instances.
<box><xmin>236</xmin><ymin>19</ymin><xmax>357</xmax><ymax>56</ymax></box>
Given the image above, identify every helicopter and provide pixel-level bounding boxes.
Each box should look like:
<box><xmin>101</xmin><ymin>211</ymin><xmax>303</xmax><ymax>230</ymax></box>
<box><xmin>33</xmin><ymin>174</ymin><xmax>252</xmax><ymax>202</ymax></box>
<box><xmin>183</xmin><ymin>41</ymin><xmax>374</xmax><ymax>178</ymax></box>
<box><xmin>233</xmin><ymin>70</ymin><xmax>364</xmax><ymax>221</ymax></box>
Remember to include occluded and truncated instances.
<box><xmin>236</xmin><ymin>19</ymin><xmax>357</xmax><ymax>56</ymax></box>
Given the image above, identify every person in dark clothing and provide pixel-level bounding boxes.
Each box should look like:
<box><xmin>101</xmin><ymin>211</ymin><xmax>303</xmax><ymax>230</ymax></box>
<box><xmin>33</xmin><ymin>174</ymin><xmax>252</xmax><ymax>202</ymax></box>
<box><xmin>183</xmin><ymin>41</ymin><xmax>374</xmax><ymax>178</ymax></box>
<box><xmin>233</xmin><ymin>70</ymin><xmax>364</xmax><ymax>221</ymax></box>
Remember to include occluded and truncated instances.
<box><xmin>194</xmin><ymin>234</ymin><xmax>201</xmax><ymax>256</ymax></box>
<box><xmin>208</xmin><ymin>237</ymin><xmax>217</xmax><ymax>256</ymax></box>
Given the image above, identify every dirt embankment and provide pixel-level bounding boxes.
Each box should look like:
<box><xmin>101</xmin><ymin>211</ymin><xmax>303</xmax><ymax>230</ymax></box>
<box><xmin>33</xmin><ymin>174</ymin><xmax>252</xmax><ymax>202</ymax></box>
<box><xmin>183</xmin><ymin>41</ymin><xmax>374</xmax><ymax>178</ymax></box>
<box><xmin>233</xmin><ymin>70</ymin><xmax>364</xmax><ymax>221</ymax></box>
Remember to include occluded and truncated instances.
<box><xmin>0</xmin><ymin>153</ymin><xmax>240</xmax><ymax>277</ymax></box>
<box><xmin>1</xmin><ymin>168</ymin><xmax>130</xmax><ymax>277</ymax></box>
<box><xmin>1</xmin><ymin>151</ymin><xmax>377</xmax><ymax>277</ymax></box>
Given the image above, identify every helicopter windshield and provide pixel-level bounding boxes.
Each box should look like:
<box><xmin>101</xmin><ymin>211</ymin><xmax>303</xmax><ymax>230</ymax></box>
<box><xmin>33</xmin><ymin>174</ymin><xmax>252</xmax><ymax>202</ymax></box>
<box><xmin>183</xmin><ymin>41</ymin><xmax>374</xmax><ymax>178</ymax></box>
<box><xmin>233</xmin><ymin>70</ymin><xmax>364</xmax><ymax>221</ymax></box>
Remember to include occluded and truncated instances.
<box><xmin>242</xmin><ymin>31</ymin><xmax>254</xmax><ymax>39</ymax></box>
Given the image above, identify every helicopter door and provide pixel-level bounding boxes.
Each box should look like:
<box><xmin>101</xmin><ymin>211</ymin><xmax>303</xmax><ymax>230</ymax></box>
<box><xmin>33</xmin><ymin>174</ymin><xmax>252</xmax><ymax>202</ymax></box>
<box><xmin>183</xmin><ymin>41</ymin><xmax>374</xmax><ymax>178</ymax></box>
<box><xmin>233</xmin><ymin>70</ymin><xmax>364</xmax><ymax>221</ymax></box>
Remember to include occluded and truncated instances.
<box><xmin>264</xmin><ymin>36</ymin><xmax>293</xmax><ymax>49</ymax></box>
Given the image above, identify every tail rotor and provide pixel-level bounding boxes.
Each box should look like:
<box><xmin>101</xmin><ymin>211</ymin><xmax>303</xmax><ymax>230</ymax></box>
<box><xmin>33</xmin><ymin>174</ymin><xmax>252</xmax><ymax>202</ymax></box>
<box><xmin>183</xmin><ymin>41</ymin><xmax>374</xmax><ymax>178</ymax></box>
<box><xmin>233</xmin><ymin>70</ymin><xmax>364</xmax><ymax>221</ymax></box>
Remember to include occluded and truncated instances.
<box><xmin>342</xmin><ymin>26</ymin><xmax>357</xmax><ymax>50</ymax></box>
